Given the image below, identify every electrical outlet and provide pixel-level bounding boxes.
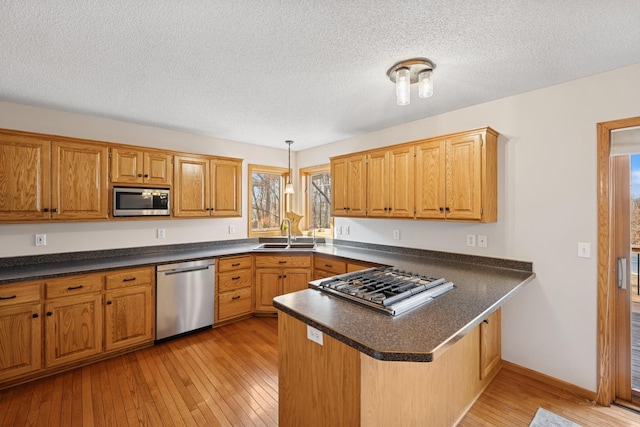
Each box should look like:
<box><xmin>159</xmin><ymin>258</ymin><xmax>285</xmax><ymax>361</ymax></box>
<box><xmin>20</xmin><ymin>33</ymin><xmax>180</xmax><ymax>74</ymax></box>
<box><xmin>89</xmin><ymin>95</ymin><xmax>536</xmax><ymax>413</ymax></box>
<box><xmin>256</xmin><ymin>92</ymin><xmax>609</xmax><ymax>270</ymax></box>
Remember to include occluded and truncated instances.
<box><xmin>157</xmin><ymin>228</ymin><xmax>165</xmax><ymax>239</ymax></box>
<box><xmin>35</xmin><ymin>234</ymin><xmax>46</xmax><ymax>246</ymax></box>
<box><xmin>228</xmin><ymin>225</ymin><xmax>235</xmax><ymax>234</ymax></box>
<box><xmin>393</xmin><ymin>230</ymin><xmax>400</xmax><ymax>240</ymax></box>
<box><xmin>478</xmin><ymin>235</ymin><xmax>487</xmax><ymax>248</ymax></box>
<box><xmin>336</xmin><ymin>226</ymin><xmax>342</xmax><ymax>235</ymax></box>
<box><xmin>578</xmin><ymin>242</ymin><xmax>591</xmax><ymax>258</ymax></box>
<box><xmin>344</xmin><ymin>226</ymin><xmax>350</xmax><ymax>235</ymax></box>
<box><xmin>467</xmin><ymin>234</ymin><xmax>476</xmax><ymax>247</ymax></box>
<box><xmin>307</xmin><ymin>325</ymin><xmax>323</xmax><ymax>345</ymax></box>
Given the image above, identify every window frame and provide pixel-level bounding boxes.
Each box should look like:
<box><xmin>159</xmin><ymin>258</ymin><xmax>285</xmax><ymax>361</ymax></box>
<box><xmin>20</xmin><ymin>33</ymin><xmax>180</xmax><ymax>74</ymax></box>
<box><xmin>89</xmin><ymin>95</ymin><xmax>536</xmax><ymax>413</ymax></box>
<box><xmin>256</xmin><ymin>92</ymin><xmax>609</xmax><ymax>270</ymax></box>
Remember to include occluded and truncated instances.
<box><xmin>299</xmin><ymin>164</ymin><xmax>332</xmax><ymax>236</ymax></box>
<box><xmin>247</xmin><ymin>164</ymin><xmax>290</xmax><ymax>237</ymax></box>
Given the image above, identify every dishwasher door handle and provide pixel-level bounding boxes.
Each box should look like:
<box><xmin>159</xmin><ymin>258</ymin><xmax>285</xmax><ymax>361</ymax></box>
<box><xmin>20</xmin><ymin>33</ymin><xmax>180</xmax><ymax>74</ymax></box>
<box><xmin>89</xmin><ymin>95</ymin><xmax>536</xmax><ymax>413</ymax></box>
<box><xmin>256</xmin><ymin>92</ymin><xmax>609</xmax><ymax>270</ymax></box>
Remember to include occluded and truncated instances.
<box><xmin>161</xmin><ymin>265</ymin><xmax>213</xmax><ymax>275</ymax></box>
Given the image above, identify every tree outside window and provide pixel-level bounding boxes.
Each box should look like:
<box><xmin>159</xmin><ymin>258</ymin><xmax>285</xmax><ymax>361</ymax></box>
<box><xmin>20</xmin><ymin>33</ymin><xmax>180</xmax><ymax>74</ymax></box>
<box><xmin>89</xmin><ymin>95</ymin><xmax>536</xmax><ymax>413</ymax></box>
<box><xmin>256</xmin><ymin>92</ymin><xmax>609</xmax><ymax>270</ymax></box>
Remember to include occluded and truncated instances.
<box><xmin>309</xmin><ymin>171</ymin><xmax>331</xmax><ymax>229</ymax></box>
<box><xmin>249</xmin><ymin>165</ymin><xmax>287</xmax><ymax>235</ymax></box>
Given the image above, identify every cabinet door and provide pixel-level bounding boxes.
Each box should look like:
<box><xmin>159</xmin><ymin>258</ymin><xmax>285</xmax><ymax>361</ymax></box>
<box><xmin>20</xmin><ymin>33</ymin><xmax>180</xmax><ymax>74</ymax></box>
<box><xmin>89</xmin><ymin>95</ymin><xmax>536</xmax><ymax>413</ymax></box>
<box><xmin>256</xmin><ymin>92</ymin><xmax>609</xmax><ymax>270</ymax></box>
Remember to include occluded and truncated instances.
<box><xmin>210</xmin><ymin>158</ymin><xmax>242</xmax><ymax>217</ymax></box>
<box><xmin>367</xmin><ymin>150</ymin><xmax>389</xmax><ymax>217</ymax></box>
<box><xmin>104</xmin><ymin>285</ymin><xmax>154</xmax><ymax>352</ymax></box>
<box><xmin>446</xmin><ymin>133</ymin><xmax>482</xmax><ymax>220</ymax></box>
<box><xmin>331</xmin><ymin>157</ymin><xmax>348</xmax><ymax>216</ymax></box>
<box><xmin>415</xmin><ymin>139</ymin><xmax>446</xmax><ymax>219</ymax></box>
<box><xmin>51</xmin><ymin>140</ymin><xmax>109</xmax><ymax>220</ymax></box>
<box><xmin>346</xmin><ymin>154</ymin><xmax>367</xmax><ymax>217</ymax></box>
<box><xmin>480</xmin><ymin>308</ymin><xmax>501</xmax><ymax>380</ymax></box>
<box><xmin>0</xmin><ymin>302</ymin><xmax>42</xmax><ymax>382</ymax></box>
<box><xmin>0</xmin><ymin>133</ymin><xmax>51</xmax><ymax>221</ymax></box>
<box><xmin>144</xmin><ymin>152</ymin><xmax>173</xmax><ymax>186</ymax></box>
<box><xmin>44</xmin><ymin>293</ymin><xmax>103</xmax><ymax>368</ymax></box>
<box><xmin>218</xmin><ymin>288</ymin><xmax>252</xmax><ymax>322</ymax></box>
<box><xmin>282</xmin><ymin>269</ymin><xmax>312</xmax><ymax>294</ymax></box>
<box><xmin>389</xmin><ymin>145</ymin><xmax>415</xmax><ymax>218</ymax></box>
<box><xmin>110</xmin><ymin>147</ymin><xmax>144</xmax><ymax>184</ymax></box>
<box><xmin>173</xmin><ymin>155</ymin><xmax>210</xmax><ymax>217</ymax></box>
<box><xmin>254</xmin><ymin>269</ymin><xmax>282</xmax><ymax>312</ymax></box>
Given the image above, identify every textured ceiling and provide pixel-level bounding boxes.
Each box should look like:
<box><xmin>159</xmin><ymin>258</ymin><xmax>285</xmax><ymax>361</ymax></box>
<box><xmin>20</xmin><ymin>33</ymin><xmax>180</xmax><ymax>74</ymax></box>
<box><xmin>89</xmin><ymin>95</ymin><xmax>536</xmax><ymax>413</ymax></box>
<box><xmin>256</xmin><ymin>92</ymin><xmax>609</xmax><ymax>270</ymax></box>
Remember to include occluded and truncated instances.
<box><xmin>1</xmin><ymin>1</ymin><xmax>640</xmax><ymax>150</ymax></box>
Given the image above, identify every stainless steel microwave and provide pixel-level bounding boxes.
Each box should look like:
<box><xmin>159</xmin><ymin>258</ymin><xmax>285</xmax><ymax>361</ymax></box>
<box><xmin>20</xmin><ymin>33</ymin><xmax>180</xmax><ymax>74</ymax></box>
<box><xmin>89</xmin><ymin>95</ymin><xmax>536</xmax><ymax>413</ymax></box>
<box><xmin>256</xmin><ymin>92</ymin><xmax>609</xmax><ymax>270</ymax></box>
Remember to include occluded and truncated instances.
<box><xmin>113</xmin><ymin>187</ymin><xmax>170</xmax><ymax>217</ymax></box>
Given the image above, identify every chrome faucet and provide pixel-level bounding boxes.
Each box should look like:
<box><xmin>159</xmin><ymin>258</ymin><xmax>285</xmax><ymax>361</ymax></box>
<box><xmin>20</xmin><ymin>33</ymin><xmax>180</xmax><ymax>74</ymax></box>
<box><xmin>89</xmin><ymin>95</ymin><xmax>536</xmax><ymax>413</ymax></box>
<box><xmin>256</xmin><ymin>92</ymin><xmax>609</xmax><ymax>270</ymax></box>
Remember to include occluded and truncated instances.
<box><xmin>281</xmin><ymin>218</ymin><xmax>292</xmax><ymax>246</ymax></box>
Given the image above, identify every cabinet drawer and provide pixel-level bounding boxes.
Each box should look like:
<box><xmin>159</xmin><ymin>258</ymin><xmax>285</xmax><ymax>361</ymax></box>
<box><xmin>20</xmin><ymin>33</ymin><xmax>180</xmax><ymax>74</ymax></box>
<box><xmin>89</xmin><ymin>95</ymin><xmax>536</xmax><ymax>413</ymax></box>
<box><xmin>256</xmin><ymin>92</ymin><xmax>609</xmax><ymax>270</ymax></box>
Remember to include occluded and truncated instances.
<box><xmin>218</xmin><ymin>288</ymin><xmax>252</xmax><ymax>321</ymax></box>
<box><xmin>218</xmin><ymin>269</ymin><xmax>252</xmax><ymax>292</ymax></box>
<box><xmin>0</xmin><ymin>282</ymin><xmax>42</xmax><ymax>307</ymax></box>
<box><xmin>218</xmin><ymin>255</ymin><xmax>252</xmax><ymax>272</ymax></box>
<box><xmin>314</xmin><ymin>256</ymin><xmax>347</xmax><ymax>276</ymax></box>
<box><xmin>46</xmin><ymin>273</ymin><xmax>103</xmax><ymax>298</ymax></box>
<box><xmin>105</xmin><ymin>267</ymin><xmax>153</xmax><ymax>290</ymax></box>
<box><xmin>255</xmin><ymin>255</ymin><xmax>311</xmax><ymax>268</ymax></box>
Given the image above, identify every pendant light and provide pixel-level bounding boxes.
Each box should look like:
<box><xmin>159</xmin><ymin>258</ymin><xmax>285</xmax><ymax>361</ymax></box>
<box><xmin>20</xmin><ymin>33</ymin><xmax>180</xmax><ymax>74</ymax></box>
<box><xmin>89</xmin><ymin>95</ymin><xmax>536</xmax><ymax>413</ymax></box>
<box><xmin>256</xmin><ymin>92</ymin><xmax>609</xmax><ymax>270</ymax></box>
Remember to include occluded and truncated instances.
<box><xmin>284</xmin><ymin>140</ymin><xmax>294</xmax><ymax>194</ymax></box>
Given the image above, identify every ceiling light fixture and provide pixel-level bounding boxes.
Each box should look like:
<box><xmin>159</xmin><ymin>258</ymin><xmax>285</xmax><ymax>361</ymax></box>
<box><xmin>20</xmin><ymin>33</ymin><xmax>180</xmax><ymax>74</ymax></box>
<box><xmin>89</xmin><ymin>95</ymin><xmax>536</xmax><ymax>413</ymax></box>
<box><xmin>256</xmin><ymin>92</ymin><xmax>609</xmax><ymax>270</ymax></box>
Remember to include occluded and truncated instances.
<box><xmin>284</xmin><ymin>140</ymin><xmax>294</xmax><ymax>194</ymax></box>
<box><xmin>386</xmin><ymin>58</ymin><xmax>434</xmax><ymax>106</ymax></box>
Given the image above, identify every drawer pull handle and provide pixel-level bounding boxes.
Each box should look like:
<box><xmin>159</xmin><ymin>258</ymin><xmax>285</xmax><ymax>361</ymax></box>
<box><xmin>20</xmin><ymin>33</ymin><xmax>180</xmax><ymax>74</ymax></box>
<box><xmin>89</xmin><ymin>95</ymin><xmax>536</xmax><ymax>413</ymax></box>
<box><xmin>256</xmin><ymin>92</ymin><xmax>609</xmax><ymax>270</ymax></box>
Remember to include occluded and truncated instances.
<box><xmin>325</xmin><ymin>264</ymin><xmax>332</xmax><ymax>268</ymax></box>
<box><xmin>32</xmin><ymin>313</ymin><xmax>39</xmax><ymax>318</ymax></box>
<box><xmin>0</xmin><ymin>295</ymin><xmax>17</xmax><ymax>300</ymax></box>
<box><xmin>231</xmin><ymin>295</ymin><xmax>241</xmax><ymax>300</ymax></box>
<box><xmin>67</xmin><ymin>285</ymin><xmax>84</xmax><ymax>290</ymax></box>
<box><xmin>232</xmin><ymin>263</ymin><xmax>240</xmax><ymax>267</ymax></box>
<box><xmin>278</xmin><ymin>260</ymin><xmax>287</xmax><ymax>264</ymax></box>
<box><xmin>231</xmin><ymin>276</ymin><xmax>241</xmax><ymax>280</ymax></box>
<box><xmin>123</xmin><ymin>277</ymin><xmax>136</xmax><ymax>282</ymax></box>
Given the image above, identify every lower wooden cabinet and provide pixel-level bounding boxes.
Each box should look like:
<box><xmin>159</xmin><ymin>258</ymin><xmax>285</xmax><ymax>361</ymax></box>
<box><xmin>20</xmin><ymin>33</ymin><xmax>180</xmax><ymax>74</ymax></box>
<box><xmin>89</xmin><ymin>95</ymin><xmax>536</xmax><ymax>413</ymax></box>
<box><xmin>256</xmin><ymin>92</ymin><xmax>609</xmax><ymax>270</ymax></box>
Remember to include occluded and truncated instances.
<box><xmin>254</xmin><ymin>254</ymin><xmax>311</xmax><ymax>314</ymax></box>
<box><xmin>104</xmin><ymin>267</ymin><xmax>155</xmax><ymax>352</ymax></box>
<box><xmin>0</xmin><ymin>281</ymin><xmax>42</xmax><ymax>382</ymax></box>
<box><xmin>480</xmin><ymin>308</ymin><xmax>502</xmax><ymax>379</ymax></box>
<box><xmin>216</xmin><ymin>255</ymin><xmax>253</xmax><ymax>323</ymax></box>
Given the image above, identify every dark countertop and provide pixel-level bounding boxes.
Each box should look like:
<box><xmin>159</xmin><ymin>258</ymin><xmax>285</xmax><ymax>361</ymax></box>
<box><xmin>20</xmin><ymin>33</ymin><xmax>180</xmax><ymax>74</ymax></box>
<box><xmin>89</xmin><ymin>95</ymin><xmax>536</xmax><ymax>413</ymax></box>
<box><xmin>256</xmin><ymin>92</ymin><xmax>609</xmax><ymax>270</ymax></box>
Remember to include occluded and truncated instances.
<box><xmin>274</xmin><ymin>243</ymin><xmax>535</xmax><ymax>363</ymax></box>
<box><xmin>0</xmin><ymin>238</ymin><xmax>534</xmax><ymax>363</ymax></box>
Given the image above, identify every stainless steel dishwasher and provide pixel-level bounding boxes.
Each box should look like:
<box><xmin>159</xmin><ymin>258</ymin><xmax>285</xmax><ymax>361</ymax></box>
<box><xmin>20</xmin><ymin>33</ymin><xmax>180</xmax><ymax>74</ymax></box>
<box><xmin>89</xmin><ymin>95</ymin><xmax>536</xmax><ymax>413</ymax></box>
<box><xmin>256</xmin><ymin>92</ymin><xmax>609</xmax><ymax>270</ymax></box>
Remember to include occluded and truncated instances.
<box><xmin>156</xmin><ymin>258</ymin><xmax>215</xmax><ymax>341</ymax></box>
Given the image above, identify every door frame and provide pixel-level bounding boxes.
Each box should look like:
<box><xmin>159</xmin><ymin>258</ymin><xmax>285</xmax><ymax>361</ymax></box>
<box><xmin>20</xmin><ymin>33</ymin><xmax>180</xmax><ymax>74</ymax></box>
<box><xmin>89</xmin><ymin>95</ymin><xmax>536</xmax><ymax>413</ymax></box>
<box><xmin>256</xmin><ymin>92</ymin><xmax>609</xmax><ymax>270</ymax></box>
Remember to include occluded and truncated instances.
<box><xmin>597</xmin><ymin>116</ymin><xmax>640</xmax><ymax>405</ymax></box>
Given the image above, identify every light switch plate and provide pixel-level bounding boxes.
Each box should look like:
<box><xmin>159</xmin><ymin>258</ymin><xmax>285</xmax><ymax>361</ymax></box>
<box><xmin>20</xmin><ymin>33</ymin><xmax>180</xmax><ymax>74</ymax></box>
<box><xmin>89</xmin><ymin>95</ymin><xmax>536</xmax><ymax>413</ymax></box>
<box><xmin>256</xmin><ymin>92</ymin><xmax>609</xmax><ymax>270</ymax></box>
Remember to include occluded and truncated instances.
<box><xmin>578</xmin><ymin>242</ymin><xmax>591</xmax><ymax>258</ymax></box>
<box><xmin>228</xmin><ymin>225</ymin><xmax>235</xmax><ymax>234</ymax></box>
<box><xmin>307</xmin><ymin>325</ymin><xmax>323</xmax><ymax>345</ymax></box>
<box><xmin>157</xmin><ymin>228</ymin><xmax>165</xmax><ymax>239</ymax></box>
<box><xmin>467</xmin><ymin>235</ymin><xmax>476</xmax><ymax>247</ymax></box>
<box><xmin>393</xmin><ymin>230</ymin><xmax>400</xmax><ymax>240</ymax></box>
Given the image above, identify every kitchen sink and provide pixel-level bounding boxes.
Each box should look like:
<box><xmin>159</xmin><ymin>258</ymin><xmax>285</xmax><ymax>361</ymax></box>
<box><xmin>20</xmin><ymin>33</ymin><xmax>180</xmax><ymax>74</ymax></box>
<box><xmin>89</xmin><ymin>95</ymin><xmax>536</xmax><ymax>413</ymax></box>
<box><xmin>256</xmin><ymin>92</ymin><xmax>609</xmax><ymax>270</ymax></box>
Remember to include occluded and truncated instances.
<box><xmin>252</xmin><ymin>242</ymin><xmax>316</xmax><ymax>251</ymax></box>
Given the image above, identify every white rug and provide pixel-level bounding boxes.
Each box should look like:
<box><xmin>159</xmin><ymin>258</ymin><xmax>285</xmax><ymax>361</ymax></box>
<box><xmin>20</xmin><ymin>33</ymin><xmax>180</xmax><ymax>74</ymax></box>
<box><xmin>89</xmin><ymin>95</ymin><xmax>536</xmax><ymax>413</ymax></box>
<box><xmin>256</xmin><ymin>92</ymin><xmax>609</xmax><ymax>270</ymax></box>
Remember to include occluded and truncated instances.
<box><xmin>529</xmin><ymin>408</ymin><xmax>582</xmax><ymax>427</ymax></box>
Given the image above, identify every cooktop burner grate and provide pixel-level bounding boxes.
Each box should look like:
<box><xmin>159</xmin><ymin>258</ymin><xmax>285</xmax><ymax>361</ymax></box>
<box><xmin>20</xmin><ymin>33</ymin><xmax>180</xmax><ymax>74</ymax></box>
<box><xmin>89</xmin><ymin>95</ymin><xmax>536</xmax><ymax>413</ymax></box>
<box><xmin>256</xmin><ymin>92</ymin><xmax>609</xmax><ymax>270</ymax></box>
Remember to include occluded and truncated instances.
<box><xmin>317</xmin><ymin>267</ymin><xmax>454</xmax><ymax>316</ymax></box>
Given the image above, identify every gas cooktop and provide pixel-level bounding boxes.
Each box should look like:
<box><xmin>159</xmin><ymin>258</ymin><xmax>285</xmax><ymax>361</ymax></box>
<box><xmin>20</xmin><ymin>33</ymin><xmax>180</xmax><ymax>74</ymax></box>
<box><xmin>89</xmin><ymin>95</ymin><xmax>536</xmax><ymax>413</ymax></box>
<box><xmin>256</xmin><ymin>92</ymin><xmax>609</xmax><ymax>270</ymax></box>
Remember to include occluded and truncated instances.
<box><xmin>317</xmin><ymin>267</ymin><xmax>454</xmax><ymax>316</ymax></box>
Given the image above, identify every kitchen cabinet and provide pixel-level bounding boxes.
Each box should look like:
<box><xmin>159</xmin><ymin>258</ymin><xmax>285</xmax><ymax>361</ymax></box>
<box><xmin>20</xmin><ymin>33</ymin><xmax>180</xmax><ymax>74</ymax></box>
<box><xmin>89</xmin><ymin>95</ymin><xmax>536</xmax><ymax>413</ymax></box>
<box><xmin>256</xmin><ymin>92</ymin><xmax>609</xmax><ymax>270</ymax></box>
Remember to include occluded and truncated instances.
<box><xmin>367</xmin><ymin>146</ymin><xmax>415</xmax><ymax>218</ymax></box>
<box><xmin>0</xmin><ymin>132</ymin><xmax>51</xmax><ymax>221</ymax></box>
<box><xmin>0</xmin><ymin>131</ymin><xmax>109</xmax><ymax>222</ymax></box>
<box><xmin>173</xmin><ymin>154</ymin><xmax>243</xmax><ymax>218</ymax></box>
<box><xmin>415</xmin><ymin>128</ymin><xmax>497</xmax><ymax>222</ymax></box>
<box><xmin>331</xmin><ymin>153</ymin><xmax>367</xmax><ymax>217</ymax></box>
<box><xmin>254</xmin><ymin>255</ymin><xmax>311</xmax><ymax>313</ymax></box>
<box><xmin>44</xmin><ymin>273</ymin><xmax>104</xmax><ymax>368</ymax></box>
<box><xmin>480</xmin><ymin>308</ymin><xmax>501</xmax><ymax>380</ymax></box>
<box><xmin>104</xmin><ymin>267</ymin><xmax>155</xmax><ymax>352</ymax></box>
<box><xmin>110</xmin><ymin>147</ymin><xmax>172</xmax><ymax>186</ymax></box>
<box><xmin>313</xmin><ymin>255</ymin><xmax>347</xmax><ymax>280</ymax></box>
<box><xmin>216</xmin><ymin>255</ymin><xmax>253</xmax><ymax>323</ymax></box>
<box><xmin>0</xmin><ymin>282</ymin><xmax>42</xmax><ymax>382</ymax></box>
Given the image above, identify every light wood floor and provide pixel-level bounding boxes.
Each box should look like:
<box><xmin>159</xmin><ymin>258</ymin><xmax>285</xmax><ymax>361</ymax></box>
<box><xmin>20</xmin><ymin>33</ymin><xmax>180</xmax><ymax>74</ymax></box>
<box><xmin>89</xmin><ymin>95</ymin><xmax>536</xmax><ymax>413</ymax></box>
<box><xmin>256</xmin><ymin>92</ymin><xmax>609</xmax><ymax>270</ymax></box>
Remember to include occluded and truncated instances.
<box><xmin>2</xmin><ymin>316</ymin><xmax>640</xmax><ymax>426</ymax></box>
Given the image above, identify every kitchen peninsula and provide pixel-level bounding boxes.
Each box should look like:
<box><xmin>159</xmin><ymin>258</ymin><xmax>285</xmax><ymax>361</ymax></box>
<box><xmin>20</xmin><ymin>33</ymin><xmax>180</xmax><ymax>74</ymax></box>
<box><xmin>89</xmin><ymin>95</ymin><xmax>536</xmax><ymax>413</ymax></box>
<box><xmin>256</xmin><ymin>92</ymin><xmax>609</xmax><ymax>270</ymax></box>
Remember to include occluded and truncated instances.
<box><xmin>273</xmin><ymin>244</ymin><xmax>534</xmax><ymax>427</ymax></box>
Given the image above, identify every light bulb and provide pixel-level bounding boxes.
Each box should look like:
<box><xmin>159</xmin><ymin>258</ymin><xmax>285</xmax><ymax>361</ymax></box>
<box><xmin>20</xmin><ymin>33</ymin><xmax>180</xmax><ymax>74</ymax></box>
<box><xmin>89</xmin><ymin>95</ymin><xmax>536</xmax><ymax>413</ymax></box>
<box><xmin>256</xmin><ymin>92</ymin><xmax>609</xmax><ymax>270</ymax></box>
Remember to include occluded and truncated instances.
<box><xmin>418</xmin><ymin>69</ymin><xmax>433</xmax><ymax>98</ymax></box>
<box><xmin>396</xmin><ymin>67</ymin><xmax>410</xmax><ymax>106</ymax></box>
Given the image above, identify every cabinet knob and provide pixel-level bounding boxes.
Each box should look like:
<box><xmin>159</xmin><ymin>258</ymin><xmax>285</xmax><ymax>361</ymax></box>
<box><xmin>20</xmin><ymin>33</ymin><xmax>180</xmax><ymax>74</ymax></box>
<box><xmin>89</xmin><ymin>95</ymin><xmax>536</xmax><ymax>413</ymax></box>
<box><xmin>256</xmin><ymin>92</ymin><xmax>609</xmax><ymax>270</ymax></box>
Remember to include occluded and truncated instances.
<box><xmin>51</xmin><ymin>208</ymin><xmax>58</xmax><ymax>213</ymax></box>
<box><xmin>46</xmin><ymin>311</ymin><xmax>53</xmax><ymax>316</ymax></box>
<box><xmin>144</xmin><ymin>174</ymin><xmax>149</xmax><ymax>178</ymax></box>
<box><xmin>32</xmin><ymin>313</ymin><xmax>39</xmax><ymax>318</ymax></box>
<box><xmin>107</xmin><ymin>300</ymin><xmax>113</xmax><ymax>305</ymax></box>
<box><xmin>445</xmin><ymin>207</ymin><xmax>450</xmax><ymax>212</ymax></box>
<box><xmin>137</xmin><ymin>173</ymin><xmax>143</xmax><ymax>177</ymax></box>
<box><xmin>43</xmin><ymin>208</ymin><xmax>49</xmax><ymax>212</ymax></box>
<box><xmin>283</xmin><ymin>275</ymin><xmax>287</xmax><ymax>278</ymax></box>
<box><xmin>439</xmin><ymin>207</ymin><xmax>444</xmax><ymax>212</ymax></box>
<box><xmin>483</xmin><ymin>319</ymin><xmax>489</xmax><ymax>324</ymax></box>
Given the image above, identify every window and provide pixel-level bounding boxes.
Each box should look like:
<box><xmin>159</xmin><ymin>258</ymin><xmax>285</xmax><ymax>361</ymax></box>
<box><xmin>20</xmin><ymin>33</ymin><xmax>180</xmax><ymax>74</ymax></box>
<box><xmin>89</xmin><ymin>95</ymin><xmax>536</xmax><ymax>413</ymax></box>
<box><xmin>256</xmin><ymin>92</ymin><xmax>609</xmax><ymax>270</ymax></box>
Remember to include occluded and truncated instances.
<box><xmin>300</xmin><ymin>165</ymin><xmax>331</xmax><ymax>234</ymax></box>
<box><xmin>248</xmin><ymin>165</ymin><xmax>288</xmax><ymax>236</ymax></box>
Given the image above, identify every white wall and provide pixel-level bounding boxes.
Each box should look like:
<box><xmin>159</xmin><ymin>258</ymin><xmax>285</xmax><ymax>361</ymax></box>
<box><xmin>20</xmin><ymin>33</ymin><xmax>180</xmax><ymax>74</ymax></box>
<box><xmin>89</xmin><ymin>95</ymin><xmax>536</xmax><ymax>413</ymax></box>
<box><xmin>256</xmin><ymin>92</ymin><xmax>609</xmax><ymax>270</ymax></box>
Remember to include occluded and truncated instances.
<box><xmin>0</xmin><ymin>101</ymin><xmax>295</xmax><ymax>256</ymax></box>
<box><xmin>300</xmin><ymin>63</ymin><xmax>640</xmax><ymax>391</ymax></box>
<box><xmin>2</xmin><ymin>63</ymin><xmax>640</xmax><ymax>391</ymax></box>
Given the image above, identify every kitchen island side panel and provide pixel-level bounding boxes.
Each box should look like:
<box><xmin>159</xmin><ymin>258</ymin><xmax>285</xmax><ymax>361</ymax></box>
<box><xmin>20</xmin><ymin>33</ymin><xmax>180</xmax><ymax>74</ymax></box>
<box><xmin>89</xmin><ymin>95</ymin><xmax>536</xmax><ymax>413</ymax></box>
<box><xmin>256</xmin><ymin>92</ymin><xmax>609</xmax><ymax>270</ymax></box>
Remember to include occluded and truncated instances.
<box><xmin>278</xmin><ymin>312</ymin><xmax>361</xmax><ymax>427</ymax></box>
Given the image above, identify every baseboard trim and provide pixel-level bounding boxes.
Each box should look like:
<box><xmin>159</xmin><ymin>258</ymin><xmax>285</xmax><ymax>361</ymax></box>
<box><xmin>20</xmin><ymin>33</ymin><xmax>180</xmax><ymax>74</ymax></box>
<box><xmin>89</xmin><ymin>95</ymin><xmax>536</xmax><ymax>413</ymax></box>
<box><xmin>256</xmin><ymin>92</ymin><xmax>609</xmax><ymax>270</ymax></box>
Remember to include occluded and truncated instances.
<box><xmin>502</xmin><ymin>360</ymin><xmax>597</xmax><ymax>402</ymax></box>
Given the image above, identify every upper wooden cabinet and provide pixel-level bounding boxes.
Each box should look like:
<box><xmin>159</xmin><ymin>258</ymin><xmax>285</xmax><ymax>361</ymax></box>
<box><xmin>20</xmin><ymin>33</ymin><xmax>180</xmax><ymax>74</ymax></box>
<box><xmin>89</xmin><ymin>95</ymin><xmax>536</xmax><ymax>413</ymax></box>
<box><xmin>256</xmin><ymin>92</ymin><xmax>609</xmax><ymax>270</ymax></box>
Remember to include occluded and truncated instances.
<box><xmin>331</xmin><ymin>127</ymin><xmax>498</xmax><ymax>223</ymax></box>
<box><xmin>173</xmin><ymin>154</ymin><xmax>242</xmax><ymax>218</ymax></box>
<box><xmin>110</xmin><ymin>147</ymin><xmax>172</xmax><ymax>186</ymax></box>
<box><xmin>0</xmin><ymin>132</ymin><xmax>51</xmax><ymax>221</ymax></box>
<box><xmin>0</xmin><ymin>131</ymin><xmax>109</xmax><ymax>222</ymax></box>
<box><xmin>331</xmin><ymin>153</ymin><xmax>367</xmax><ymax>217</ymax></box>
<box><xmin>52</xmin><ymin>140</ymin><xmax>110</xmax><ymax>220</ymax></box>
